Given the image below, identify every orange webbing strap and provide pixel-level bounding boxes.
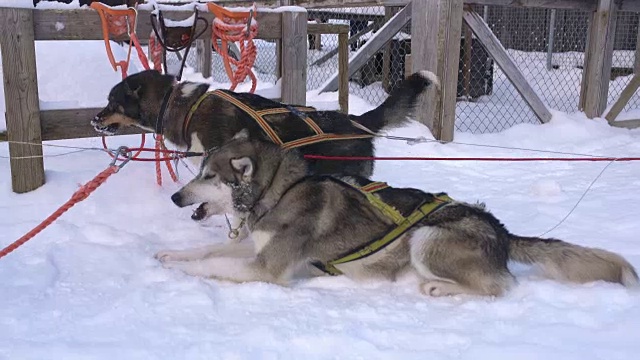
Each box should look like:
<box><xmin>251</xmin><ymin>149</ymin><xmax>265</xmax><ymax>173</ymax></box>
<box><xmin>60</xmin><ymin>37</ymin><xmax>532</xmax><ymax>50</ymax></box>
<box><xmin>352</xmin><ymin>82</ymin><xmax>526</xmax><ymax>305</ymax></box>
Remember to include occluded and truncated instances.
<box><xmin>358</xmin><ymin>181</ymin><xmax>390</xmax><ymax>193</ymax></box>
<box><xmin>0</xmin><ymin>165</ymin><xmax>120</xmax><ymax>260</ymax></box>
<box><xmin>212</xmin><ymin>90</ymin><xmax>283</xmax><ymax>144</ymax></box>
<box><xmin>254</xmin><ymin>108</ymin><xmax>324</xmax><ymax>135</ymax></box>
<box><xmin>91</xmin><ymin>2</ymin><xmax>137</xmax><ymax>77</ymax></box>
<box><xmin>280</xmin><ymin>133</ymin><xmax>374</xmax><ymax>150</ymax></box>
<box><xmin>210</xmin><ymin>90</ymin><xmax>374</xmax><ymax>150</ymax></box>
<box><xmin>207</xmin><ymin>3</ymin><xmax>258</xmax><ymax>93</ymax></box>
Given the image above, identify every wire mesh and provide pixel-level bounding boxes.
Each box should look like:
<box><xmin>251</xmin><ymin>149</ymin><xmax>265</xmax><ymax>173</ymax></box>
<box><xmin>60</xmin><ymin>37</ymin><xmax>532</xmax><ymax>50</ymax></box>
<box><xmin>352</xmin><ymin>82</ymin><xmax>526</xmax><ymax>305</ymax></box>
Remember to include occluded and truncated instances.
<box><xmin>306</xmin><ymin>6</ymin><xmax>392</xmax><ymax>104</ymax></box>
<box><xmin>456</xmin><ymin>6</ymin><xmax>593</xmax><ymax>133</ymax></box>
<box><xmin>168</xmin><ymin>5</ymin><xmax>639</xmax><ymax>133</ymax></box>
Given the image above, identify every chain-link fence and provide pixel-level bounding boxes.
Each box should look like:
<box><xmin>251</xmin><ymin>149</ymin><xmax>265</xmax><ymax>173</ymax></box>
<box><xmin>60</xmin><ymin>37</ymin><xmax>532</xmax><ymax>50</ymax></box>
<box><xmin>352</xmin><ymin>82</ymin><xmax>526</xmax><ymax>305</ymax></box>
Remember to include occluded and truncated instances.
<box><xmin>166</xmin><ymin>38</ymin><xmax>278</xmax><ymax>86</ymax></box>
<box><xmin>456</xmin><ymin>6</ymin><xmax>594</xmax><ymax>133</ymax></box>
<box><xmin>174</xmin><ymin>5</ymin><xmax>639</xmax><ymax>134</ymax></box>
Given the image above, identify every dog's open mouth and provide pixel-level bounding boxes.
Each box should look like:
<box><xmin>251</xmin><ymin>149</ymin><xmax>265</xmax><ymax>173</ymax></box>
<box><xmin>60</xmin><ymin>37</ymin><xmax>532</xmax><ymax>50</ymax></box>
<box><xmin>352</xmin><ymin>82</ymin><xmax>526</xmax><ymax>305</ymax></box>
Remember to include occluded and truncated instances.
<box><xmin>191</xmin><ymin>202</ymin><xmax>209</xmax><ymax>221</ymax></box>
<box><xmin>91</xmin><ymin>120</ymin><xmax>120</xmax><ymax>136</ymax></box>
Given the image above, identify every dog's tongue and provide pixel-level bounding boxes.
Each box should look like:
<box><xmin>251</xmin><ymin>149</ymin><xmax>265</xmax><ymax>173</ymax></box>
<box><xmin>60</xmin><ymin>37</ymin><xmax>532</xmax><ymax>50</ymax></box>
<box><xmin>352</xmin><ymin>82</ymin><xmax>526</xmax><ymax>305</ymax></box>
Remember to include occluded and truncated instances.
<box><xmin>191</xmin><ymin>203</ymin><xmax>207</xmax><ymax>221</ymax></box>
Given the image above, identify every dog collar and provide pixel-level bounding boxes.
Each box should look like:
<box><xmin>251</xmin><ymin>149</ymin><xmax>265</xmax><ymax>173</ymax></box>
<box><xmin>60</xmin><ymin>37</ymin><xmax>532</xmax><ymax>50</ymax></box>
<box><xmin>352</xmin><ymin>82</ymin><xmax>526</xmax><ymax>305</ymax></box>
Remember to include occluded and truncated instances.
<box><xmin>155</xmin><ymin>86</ymin><xmax>174</xmax><ymax>135</ymax></box>
<box><xmin>182</xmin><ymin>91</ymin><xmax>213</xmax><ymax>146</ymax></box>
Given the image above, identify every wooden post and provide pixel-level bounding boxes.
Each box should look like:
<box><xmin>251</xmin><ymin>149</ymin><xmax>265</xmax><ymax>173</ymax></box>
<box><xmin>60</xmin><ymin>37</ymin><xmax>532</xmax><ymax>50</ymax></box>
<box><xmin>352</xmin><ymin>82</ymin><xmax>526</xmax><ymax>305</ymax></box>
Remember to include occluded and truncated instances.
<box><xmin>463</xmin><ymin>8</ymin><xmax>552</xmax><ymax>123</ymax></box>
<box><xmin>411</xmin><ymin>0</ymin><xmax>463</xmax><ymax>142</ymax></box>
<box><xmin>338</xmin><ymin>31</ymin><xmax>349</xmax><ymax>113</ymax></box>
<box><xmin>196</xmin><ymin>38</ymin><xmax>213</xmax><ymax>78</ymax></box>
<box><xmin>281</xmin><ymin>9</ymin><xmax>308</xmax><ymax>105</ymax></box>
<box><xmin>276</xmin><ymin>40</ymin><xmax>282</xmax><ymax>79</ymax></box>
<box><xmin>634</xmin><ymin>14</ymin><xmax>640</xmax><ymax>73</ymax></box>
<box><xmin>276</xmin><ymin>0</ymin><xmax>293</xmax><ymax>80</ymax></box>
<box><xmin>0</xmin><ymin>8</ymin><xmax>45</xmax><ymax>193</ymax></box>
<box><xmin>579</xmin><ymin>0</ymin><xmax>618</xmax><ymax>118</ymax></box>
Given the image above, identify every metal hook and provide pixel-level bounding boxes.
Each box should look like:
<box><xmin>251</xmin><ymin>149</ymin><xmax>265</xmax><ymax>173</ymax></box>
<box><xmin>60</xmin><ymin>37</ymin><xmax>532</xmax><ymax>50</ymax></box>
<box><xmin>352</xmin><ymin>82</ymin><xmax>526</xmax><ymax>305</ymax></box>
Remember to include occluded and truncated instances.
<box><xmin>110</xmin><ymin>146</ymin><xmax>133</xmax><ymax>171</ymax></box>
<box><xmin>245</xmin><ymin>9</ymin><xmax>254</xmax><ymax>38</ymax></box>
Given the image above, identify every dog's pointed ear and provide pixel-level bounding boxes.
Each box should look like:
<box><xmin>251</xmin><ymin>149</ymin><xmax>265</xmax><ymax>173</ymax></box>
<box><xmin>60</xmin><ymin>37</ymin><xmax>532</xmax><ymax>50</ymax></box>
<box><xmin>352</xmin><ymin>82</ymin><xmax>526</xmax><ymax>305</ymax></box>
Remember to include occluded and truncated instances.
<box><xmin>231</xmin><ymin>157</ymin><xmax>253</xmax><ymax>180</ymax></box>
<box><xmin>124</xmin><ymin>81</ymin><xmax>143</xmax><ymax>99</ymax></box>
<box><xmin>232</xmin><ymin>129</ymin><xmax>250</xmax><ymax>141</ymax></box>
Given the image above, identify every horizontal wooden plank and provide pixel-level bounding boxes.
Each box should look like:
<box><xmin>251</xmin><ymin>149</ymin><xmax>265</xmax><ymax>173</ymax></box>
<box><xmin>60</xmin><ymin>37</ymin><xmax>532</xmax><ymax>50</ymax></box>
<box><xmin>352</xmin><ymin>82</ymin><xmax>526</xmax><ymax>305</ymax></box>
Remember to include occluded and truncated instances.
<box><xmin>54</xmin><ymin>0</ymin><xmax>610</xmax><ymax>11</ymax></box>
<box><xmin>308</xmin><ymin>23</ymin><xmax>349</xmax><ymax>34</ymax></box>
<box><xmin>464</xmin><ymin>0</ymin><xmax>596</xmax><ymax>10</ymax></box>
<box><xmin>160</xmin><ymin>0</ymin><xmax>387</xmax><ymax>9</ymax></box>
<box><xmin>40</xmin><ymin>108</ymin><xmax>147</xmax><ymax>141</ymax></box>
<box><xmin>33</xmin><ymin>9</ymin><xmax>281</xmax><ymax>41</ymax></box>
<box><xmin>304</xmin><ymin>0</ymin><xmax>599</xmax><ymax>10</ymax></box>
<box><xmin>40</xmin><ymin>102</ymin><xmax>282</xmax><ymax>141</ymax></box>
<box><xmin>307</xmin><ymin>9</ymin><xmax>383</xmax><ymax>22</ymax></box>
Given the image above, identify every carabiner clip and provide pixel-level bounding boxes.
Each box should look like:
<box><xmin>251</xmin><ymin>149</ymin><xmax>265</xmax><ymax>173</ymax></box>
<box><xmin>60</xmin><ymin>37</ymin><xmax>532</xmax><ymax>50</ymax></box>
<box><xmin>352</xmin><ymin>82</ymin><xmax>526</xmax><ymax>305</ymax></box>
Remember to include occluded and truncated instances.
<box><xmin>110</xmin><ymin>146</ymin><xmax>133</xmax><ymax>171</ymax></box>
<box><xmin>245</xmin><ymin>9</ymin><xmax>254</xmax><ymax>38</ymax></box>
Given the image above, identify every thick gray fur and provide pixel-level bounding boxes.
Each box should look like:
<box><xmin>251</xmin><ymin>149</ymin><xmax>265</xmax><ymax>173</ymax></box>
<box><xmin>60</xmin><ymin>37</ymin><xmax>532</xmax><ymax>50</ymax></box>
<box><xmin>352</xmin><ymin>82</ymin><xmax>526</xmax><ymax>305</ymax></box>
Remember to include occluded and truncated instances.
<box><xmin>159</xmin><ymin>137</ymin><xmax>639</xmax><ymax>297</ymax></box>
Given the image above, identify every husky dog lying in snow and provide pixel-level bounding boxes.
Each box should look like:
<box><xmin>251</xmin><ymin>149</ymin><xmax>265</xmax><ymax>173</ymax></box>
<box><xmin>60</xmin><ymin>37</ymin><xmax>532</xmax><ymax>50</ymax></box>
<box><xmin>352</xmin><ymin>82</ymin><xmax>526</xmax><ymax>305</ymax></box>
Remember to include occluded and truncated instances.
<box><xmin>92</xmin><ymin>70</ymin><xmax>438</xmax><ymax>224</ymax></box>
<box><xmin>156</xmin><ymin>133</ymin><xmax>639</xmax><ymax>297</ymax></box>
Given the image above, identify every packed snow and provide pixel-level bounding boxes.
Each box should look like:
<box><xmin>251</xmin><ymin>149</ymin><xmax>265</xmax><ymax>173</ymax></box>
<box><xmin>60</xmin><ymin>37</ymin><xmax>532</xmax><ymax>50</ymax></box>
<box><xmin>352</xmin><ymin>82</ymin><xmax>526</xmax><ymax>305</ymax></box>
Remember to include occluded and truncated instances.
<box><xmin>1</xmin><ymin>28</ymin><xmax>640</xmax><ymax>360</ymax></box>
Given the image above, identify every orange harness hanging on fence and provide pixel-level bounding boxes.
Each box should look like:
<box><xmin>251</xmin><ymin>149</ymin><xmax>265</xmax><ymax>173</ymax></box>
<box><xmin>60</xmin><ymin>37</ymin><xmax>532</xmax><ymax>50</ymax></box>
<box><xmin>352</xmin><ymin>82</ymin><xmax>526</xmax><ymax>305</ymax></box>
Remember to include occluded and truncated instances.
<box><xmin>208</xmin><ymin>3</ymin><xmax>259</xmax><ymax>93</ymax></box>
<box><xmin>92</xmin><ymin>3</ymin><xmax>177</xmax><ymax>186</ymax></box>
<box><xmin>90</xmin><ymin>3</ymin><xmax>161</xmax><ymax>77</ymax></box>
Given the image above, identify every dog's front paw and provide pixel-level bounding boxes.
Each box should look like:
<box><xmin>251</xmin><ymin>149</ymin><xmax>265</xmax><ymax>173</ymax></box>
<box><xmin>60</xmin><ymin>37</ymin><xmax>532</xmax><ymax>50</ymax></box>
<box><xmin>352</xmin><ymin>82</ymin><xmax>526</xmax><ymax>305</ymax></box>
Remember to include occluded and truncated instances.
<box><xmin>155</xmin><ymin>250</ymin><xmax>180</xmax><ymax>263</ymax></box>
<box><xmin>421</xmin><ymin>280</ymin><xmax>452</xmax><ymax>297</ymax></box>
<box><xmin>161</xmin><ymin>260</ymin><xmax>207</xmax><ymax>277</ymax></box>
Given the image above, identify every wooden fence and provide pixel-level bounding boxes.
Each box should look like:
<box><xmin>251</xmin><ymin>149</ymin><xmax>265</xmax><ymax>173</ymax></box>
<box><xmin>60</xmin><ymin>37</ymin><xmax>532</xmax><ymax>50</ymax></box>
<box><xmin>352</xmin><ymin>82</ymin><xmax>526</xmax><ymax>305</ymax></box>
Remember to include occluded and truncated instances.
<box><xmin>0</xmin><ymin>6</ymin><xmax>309</xmax><ymax>193</ymax></box>
<box><xmin>4</xmin><ymin>0</ymin><xmax>640</xmax><ymax>194</ymax></box>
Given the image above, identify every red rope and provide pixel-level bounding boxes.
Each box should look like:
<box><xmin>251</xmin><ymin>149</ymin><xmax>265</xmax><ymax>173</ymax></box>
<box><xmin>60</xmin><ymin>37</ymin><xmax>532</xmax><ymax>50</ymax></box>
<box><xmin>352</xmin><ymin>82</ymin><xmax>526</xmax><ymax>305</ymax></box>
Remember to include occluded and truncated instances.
<box><xmin>0</xmin><ymin>166</ymin><xmax>119</xmax><ymax>260</ymax></box>
<box><xmin>304</xmin><ymin>155</ymin><xmax>640</xmax><ymax>162</ymax></box>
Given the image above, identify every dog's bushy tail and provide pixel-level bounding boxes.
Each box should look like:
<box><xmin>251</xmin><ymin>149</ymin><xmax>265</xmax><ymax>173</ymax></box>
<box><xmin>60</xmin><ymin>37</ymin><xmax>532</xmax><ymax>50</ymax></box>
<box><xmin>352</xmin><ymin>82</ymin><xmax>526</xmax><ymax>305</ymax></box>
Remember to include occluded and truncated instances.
<box><xmin>509</xmin><ymin>235</ymin><xmax>639</xmax><ymax>288</ymax></box>
<box><xmin>351</xmin><ymin>70</ymin><xmax>440</xmax><ymax>133</ymax></box>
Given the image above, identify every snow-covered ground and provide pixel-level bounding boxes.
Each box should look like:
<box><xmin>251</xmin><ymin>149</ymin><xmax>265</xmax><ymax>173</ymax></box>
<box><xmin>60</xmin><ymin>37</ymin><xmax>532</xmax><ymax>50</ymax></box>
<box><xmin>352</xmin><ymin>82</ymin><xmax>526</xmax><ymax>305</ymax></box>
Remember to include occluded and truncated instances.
<box><xmin>2</xmin><ymin>18</ymin><xmax>640</xmax><ymax>360</ymax></box>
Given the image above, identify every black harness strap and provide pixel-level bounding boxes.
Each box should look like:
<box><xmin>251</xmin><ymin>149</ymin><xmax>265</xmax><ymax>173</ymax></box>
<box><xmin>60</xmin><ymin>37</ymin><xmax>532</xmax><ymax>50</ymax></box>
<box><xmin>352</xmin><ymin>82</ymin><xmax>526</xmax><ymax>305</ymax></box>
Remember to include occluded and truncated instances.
<box><xmin>150</xmin><ymin>7</ymin><xmax>209</xmax><ymax>81</ymax></box>
<box><xmin>155</xmin><ymin>86</ymin><xmax>174</xmax><ymax>135</ymax></box>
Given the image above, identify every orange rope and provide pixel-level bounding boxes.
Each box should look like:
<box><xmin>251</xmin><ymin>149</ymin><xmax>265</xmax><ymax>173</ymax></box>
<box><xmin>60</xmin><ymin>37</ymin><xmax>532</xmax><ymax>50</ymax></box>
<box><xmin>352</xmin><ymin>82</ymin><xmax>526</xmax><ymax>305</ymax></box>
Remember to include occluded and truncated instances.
<box><xmin>154</xmin><ymin>135</ymin><xmax>178</xmax><ymax>185</ymax></box>
<box><xmin>208</xmin><ymin>3</ymin><xmax>258</xmax><ymax>93</ymax></box>
<box><xmin>92</xmin><ymin>2</ymin><xmax>177</xmax><ymax>186</ymax></box>
<box><xmin>0</xmin><ymin>165</ymin><xmax>120</xmax><ymax>260</ymax></box>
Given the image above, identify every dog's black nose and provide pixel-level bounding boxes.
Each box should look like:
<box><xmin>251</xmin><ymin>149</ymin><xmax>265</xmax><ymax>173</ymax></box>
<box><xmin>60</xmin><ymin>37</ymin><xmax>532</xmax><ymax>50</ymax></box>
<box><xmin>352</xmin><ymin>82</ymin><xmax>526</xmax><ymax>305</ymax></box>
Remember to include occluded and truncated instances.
<box><xmin>171</xmin><ymin>192</ymin><xmax>182</xmax><ymax>206</ymax></box>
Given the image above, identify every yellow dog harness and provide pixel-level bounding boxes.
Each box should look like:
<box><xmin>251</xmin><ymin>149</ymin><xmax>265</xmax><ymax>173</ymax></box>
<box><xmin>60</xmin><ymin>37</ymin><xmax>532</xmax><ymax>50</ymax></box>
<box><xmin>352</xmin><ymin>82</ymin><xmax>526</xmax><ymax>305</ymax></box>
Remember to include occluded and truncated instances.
<box><xmin>313</xmin><ymin>181</ymin><xmax>453</xmax><ymax>276</ymax></box>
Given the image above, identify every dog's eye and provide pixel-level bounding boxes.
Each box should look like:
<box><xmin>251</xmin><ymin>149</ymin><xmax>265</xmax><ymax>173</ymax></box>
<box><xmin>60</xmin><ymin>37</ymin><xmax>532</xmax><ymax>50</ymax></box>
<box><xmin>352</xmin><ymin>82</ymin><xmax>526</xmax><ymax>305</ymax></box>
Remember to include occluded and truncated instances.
<box><xmin>203</xmin><ymin>174</ymin><xmax>216</xmax><ymax>180</ymax></box>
